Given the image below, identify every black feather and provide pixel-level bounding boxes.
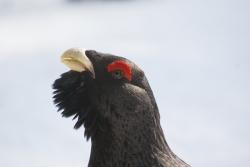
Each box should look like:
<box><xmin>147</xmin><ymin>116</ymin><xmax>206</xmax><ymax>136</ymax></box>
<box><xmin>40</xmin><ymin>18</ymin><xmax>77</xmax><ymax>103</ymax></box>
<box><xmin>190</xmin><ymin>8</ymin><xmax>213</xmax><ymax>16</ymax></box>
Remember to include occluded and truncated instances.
<box><xmin>52</xmin><ymin>71</ymin><xmax>98</xmax><ymax>139</ymax></box>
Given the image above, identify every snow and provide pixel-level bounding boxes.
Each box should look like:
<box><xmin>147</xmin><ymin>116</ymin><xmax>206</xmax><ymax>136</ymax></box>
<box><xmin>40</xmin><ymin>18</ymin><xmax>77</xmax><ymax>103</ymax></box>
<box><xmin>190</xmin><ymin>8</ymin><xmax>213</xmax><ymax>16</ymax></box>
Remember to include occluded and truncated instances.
<box><xmin>0</xmin><ymin>0</ymin><xmax>250</xmax><ymax>167</ymax></box>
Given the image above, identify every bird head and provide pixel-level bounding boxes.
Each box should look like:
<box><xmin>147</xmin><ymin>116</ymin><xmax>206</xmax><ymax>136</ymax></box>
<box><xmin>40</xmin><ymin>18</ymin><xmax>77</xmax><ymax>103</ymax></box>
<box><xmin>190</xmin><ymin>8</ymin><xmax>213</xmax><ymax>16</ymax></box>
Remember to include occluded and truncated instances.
<box><xmin>53</xmin><ymin>48</ymin><xmax>159</xmax><ymax>140</ymax></box>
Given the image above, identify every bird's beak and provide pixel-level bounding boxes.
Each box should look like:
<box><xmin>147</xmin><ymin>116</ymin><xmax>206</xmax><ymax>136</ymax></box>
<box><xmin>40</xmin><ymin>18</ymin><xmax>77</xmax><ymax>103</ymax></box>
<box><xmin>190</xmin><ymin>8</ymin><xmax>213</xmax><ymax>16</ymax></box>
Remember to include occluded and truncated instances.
<box><xmin>61</xmin><ymin>48</ymin><xmax>95</xmax><ymax>78</ymax></box>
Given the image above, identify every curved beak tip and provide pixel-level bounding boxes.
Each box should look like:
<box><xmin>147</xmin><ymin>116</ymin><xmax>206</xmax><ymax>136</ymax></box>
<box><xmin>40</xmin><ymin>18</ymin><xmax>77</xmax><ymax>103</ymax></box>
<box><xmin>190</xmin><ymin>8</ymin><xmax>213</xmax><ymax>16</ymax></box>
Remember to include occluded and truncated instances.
<box><xmin>60</xmin><ymin>48</ymin><xmax>95</xmax><ymax>78</ymax></box>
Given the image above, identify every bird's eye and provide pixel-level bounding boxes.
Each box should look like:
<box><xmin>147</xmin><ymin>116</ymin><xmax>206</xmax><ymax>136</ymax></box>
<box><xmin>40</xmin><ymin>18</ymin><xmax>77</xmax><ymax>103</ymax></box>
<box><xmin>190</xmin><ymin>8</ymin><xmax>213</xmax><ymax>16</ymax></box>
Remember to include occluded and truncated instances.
<box><xmin>111</xmin><ymin>70</ymin><xmax>124</xmax><ymax>80</ymax></box>
<box><xmin>107</xmin><ymin>60</ymin><xmax>132</xmax><ymax>81</ymax></box>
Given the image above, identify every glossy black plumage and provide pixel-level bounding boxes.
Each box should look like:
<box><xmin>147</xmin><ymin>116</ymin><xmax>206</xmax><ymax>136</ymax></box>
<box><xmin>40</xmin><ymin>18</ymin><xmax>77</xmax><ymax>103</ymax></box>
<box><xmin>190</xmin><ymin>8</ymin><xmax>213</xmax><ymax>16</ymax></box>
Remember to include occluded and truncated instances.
<box><xmin>53</xmin><ymin>50</ymin><xmax>190</xmax><ymax>167</ymax></box>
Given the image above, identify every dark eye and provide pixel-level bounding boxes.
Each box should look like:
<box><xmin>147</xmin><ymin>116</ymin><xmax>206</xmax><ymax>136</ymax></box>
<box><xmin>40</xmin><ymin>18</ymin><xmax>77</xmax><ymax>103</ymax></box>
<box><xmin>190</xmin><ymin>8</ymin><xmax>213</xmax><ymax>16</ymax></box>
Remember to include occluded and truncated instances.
<box><xmin>111</xmin><ymin>70</ymin><xmax>124</xmax><ymax>79</ymax></box>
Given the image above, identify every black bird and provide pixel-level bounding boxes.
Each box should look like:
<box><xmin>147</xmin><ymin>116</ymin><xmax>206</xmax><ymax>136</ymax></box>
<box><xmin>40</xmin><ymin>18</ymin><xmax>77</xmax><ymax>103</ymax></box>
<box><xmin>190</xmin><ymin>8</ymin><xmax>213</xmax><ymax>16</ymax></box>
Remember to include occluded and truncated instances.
<box><xmin>53</xmin><ymin>48</ymin><xmax>190</xmax><ymax>167</ymax></box>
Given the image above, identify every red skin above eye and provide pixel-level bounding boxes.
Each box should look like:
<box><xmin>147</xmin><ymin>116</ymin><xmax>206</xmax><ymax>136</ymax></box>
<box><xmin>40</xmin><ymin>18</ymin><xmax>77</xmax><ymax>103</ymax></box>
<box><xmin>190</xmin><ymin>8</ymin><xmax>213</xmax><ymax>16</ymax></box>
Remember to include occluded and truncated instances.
<box><xmin>107</xmin><ymin>60</ymin><xmax>132</xmax><ymax>81</ymax></box>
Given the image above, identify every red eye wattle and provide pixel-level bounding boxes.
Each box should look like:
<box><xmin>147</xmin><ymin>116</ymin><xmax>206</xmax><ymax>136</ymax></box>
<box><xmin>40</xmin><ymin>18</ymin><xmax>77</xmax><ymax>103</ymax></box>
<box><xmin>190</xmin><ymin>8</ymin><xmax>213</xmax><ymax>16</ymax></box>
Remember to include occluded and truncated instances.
<box><xmin>107</xmin><ymin>60</ymin><xmax>132</xmax><ymax>81</ymax></box>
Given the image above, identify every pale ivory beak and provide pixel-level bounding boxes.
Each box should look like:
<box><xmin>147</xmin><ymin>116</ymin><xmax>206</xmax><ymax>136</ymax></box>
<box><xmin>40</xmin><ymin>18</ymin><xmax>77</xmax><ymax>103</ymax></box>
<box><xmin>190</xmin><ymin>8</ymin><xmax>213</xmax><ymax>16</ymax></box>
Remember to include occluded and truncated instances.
<box><xmin>61</xmin><ymin>48</ymin><xmax>95</xmax><ymax>78</ymax></box>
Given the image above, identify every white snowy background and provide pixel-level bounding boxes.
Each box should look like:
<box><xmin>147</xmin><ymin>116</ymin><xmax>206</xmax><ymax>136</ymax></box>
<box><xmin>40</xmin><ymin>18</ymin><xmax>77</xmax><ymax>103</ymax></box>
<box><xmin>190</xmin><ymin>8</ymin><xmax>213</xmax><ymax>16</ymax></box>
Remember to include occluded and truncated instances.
<box><xmin>0</xmin><ymin>0</ymin><xmax>250</xmax><ymax>167</ymax></box>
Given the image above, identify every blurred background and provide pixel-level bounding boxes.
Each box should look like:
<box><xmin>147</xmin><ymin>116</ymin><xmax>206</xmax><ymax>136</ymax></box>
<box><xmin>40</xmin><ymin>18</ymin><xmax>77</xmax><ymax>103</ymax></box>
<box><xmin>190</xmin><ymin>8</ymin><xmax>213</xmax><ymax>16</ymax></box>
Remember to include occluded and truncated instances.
<box><xmin>0</xmin><ymin>0</ymin><xmax>250</xmax><ymax>166</ymax></box>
